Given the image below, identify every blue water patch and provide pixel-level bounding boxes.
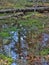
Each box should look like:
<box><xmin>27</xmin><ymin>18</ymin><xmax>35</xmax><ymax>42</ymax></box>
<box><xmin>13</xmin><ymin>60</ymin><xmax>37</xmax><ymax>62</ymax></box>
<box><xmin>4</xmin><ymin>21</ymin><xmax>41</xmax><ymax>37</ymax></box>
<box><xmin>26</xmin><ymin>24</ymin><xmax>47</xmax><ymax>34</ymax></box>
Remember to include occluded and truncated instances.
<box><xmin>11</xmin><ymin>62</ymin><xmax>17</xmax><ymax>65</ymax></box>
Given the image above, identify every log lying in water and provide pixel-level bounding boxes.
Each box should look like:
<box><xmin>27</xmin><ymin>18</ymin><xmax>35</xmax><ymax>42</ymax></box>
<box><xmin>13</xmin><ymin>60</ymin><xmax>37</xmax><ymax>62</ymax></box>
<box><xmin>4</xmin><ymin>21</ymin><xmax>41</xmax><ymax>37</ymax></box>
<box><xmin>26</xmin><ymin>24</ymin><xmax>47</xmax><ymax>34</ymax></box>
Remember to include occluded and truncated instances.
<box><xmin>0</xmin><ymin>7</ymin><xmax>49</xmax><ymax>13</ymax></box>
<box><xmin>0</xmin><ymin>12</ymin><xmax>23</xmax><ymax>20</ymax></box>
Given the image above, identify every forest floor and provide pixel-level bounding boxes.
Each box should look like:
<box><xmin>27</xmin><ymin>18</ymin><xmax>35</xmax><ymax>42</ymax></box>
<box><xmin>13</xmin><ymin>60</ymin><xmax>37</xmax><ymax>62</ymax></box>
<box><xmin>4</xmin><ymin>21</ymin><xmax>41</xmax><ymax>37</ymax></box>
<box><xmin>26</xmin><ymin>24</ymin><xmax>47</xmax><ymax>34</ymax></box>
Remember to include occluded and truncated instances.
<box><xmin>0</xmin><ymin>1</ymin><xmax>49</xmax><ymax>65</ymax></box>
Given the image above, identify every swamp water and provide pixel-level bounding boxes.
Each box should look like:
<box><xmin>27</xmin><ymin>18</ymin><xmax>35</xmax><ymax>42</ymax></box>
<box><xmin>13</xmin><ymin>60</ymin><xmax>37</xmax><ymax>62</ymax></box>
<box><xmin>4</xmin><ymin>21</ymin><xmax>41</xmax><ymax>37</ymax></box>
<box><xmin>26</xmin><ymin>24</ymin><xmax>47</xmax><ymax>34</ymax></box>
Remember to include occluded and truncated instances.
<box><xmin>0</xmin><ymin>30</ymin><xmax>49</xmax><ymax>65</ymax></box>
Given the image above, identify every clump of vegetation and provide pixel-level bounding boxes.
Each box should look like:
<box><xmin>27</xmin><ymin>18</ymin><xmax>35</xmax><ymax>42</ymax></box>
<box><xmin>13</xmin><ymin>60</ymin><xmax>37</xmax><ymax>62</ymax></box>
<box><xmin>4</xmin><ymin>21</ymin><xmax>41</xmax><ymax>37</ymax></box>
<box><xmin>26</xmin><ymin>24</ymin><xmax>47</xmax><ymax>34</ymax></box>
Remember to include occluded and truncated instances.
<box><xmin>0</xmin><ymin>32</ymin><xmax>10</xmax><ymax>38</ymax></box>
<box><xmin>0</xmin><ymin>54</ymin><xmax>13</xmax><ymax>65</ymax></box>
<box><xmin>40</xmin><ymin>48</ymin><xmax>49</xmax><ymax>56</ymax></box>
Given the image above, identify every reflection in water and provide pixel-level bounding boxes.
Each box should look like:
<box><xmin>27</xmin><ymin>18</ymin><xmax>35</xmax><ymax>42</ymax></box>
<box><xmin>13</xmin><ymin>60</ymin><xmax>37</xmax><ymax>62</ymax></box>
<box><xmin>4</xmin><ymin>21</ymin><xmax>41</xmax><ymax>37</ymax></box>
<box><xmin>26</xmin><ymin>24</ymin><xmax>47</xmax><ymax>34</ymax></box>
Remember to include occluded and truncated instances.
<box><xmin>1</xmin><ymin>32</ymin><xmax>49</xmax><ymax>65</ymax></box>
<box><xmin>12</xmin><ymin>32</ymin><xmax>18</xmax><ymax>42</ymax></box>
<box><xmin>42</xmin><ymin>33</ymin><xmax>49</xmax><ymax>47</ymax></box>
<box><xmin>11</xmin><ymin>51</ymin><xmax>18</xmax><ymax>59</ymax></box>
<box><xmin>43</xmin><ymin>33</ymin><xmax>49</xmax><ymax>42</ymax></box>
<box><xmin>11</xmin><ymin>62</ymin><xmax>17</xmax><ymax>65</ymax></box>
<box><xmin>3</xmin><ymin>31</ymin><xmax>28</xmax><ymax>65</ymax></box>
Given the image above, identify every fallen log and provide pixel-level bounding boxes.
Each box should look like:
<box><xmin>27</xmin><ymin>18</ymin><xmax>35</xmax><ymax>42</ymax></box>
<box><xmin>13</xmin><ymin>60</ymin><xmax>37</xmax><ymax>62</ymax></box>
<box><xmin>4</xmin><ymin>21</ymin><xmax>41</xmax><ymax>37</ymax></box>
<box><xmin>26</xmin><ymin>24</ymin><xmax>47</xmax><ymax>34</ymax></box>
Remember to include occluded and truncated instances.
<box><xmin>0</xmin><ymin>7</ymin><xmax>49</xmax><ymax>13</ymax></box>
<box><xmin>0</xmin><ymin>12</ymin><xmax>23</xmax><ymax>20</ymax></box>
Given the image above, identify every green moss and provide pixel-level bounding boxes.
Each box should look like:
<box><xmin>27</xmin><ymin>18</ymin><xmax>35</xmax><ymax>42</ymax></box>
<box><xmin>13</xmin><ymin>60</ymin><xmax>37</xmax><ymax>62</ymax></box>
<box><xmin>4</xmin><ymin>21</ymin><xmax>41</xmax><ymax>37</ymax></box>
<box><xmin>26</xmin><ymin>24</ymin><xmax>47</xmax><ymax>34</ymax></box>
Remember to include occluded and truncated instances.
<box><xmin>0</xmin><ymin>12</ymin><xmax>49</xmax><ymax>38</ymax></box>
<box><xmin>0</xmin><ymin>32</ymin><xmax>10</xmax><ymax>38</ymax></box>
<box><xmin>40</xmin><ymin>48</ymin><xmax>49</xmax><ymax>56</ymax></box>
<box><xmin>18</xmin><ymin>18</ymin><xmax>43</xmax><ymax>29</ymax></box>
